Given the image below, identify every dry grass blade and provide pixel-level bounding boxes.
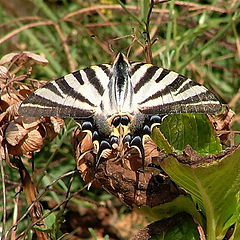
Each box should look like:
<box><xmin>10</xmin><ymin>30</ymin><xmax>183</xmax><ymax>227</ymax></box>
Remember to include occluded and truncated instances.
<box><xmin>13</xmin><ymin>156</ymin><xmax>50</xmax><ymax>240</ymax></box>
<box><xmin>0</xmin><ymin>20</ymin><xmax>55</xmax><ymax>45</ymax></box>
<box><xmin>62</xmin><ymin>5</ymin><xmax>168</xmax><ymax>21</ymax></box>
<box><xmin>174</xmin><ymin>1</ymin><xmax>227</xmax><ymax>13</ymax></box>
<box><xmin>54</xmin><ymin>24</ymin><xmax>77</xmax><ymax>72</ymax></box>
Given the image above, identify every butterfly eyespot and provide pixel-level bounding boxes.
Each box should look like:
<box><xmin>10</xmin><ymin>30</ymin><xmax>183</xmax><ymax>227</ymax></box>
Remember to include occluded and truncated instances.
<box><xmin>92</xmin><ymin>131</ymin><xmax>99</xmax><ymax>141</ymax></box>
<box><xmin>143</xmin><ymin>125</ymin><xmax>151</xmax><ymax>135</ymax></box>
<box><xmin>82</xmin><ymin>121</ymin><xmax>93</xmax><ymax>131</ymax></box>
<box><xmin>109</xmin><ymin>136</ymin><xmax>119</xmax><ymax>145</ymax></box>
<box><xmin>130</xmin><ymin>136</ymin><xmax>142</xmax><ymax>147</ymax></box>
<box><xmin>123</xmin><ymin>134</ymin><xmax>131</xmax><ymax>144</ymax></box>
<box><xmin>120</xmin><ymin>116</ymin><xmax>130</xmax><ymax>126</ymax></box>
<box><xmin>150</xmin><ymin>115</ymin><xmax>162</xmax><ymax>124</ymax></box>
<box><xmin>112</xmin><ymin>116</ymin><xmax>121</xmax><ymax>127</ymax></box>
<box><xmin>99</xmin><ymin>140</ymin><xmax>111</xmax><ymax>149</ymax></box>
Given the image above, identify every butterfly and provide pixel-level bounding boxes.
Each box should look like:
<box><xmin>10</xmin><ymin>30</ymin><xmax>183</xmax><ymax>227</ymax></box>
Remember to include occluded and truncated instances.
<box><xmin>19</xmin><ymin>53</ymin><xmax>222</xmax><ymax>167</ymax></box>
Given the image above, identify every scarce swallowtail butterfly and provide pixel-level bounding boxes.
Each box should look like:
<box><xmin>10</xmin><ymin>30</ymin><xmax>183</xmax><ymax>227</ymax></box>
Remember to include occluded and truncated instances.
<box><xmin>19</xmin><ymin>53</ymin><xmax>222</xmax><ymax>166</ymax></box>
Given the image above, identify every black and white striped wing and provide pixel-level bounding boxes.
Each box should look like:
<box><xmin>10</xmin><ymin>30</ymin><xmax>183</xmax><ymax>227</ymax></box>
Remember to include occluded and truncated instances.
<box><xmin>129</xmin><ymin>63</ymin><xmax>221</xmax><ymax>115</ymax></box>
<box><xmin>19</xmin><ymin>64</ymin><xmax>111</xmax><ymax>118</ymax></box>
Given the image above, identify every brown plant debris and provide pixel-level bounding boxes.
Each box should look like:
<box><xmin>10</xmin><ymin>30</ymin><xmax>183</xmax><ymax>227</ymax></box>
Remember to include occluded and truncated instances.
<box><xmin>0</xmin><ymin>51</ymin><xmax>64</xmax><ymax>162</ymax></box>
<box><xmin>158</xmin><ymin>144</ymin><xmax>238</xmax><ymax>168</ymax></box>
<box><xmin>208</xmin><ymin>106</ymin><xmax>235</xmax><ymax>145</ymax></box>
<box><xmin>62</xmin><ymin>202</ymin><xmax>124</xmax><ymax>240</ymax></box>
<box><xmin>73</xmin><ymin>125</ymin><xmax>181</xmax><ymax>208</ymax></box>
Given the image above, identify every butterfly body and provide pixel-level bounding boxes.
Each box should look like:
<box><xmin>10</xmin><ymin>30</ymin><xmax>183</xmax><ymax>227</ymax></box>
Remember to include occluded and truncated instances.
<box><xmin>19</xmin><ymin>53</ymin><xmax>222</xmax><ymax>166</ymax></box>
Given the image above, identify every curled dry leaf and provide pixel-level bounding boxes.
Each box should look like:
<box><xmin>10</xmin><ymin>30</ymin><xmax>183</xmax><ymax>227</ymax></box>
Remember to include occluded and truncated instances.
<box><xmin>4</xmin><ymin>116</ymin><xmax>64</xmax><ymax>158</ymax></box>
<box><xmin>0</xmin><ymin>51</ymin><xmax>65</xmax><ymax>161</ymax></box>
<box><xmin>7</xmin><ymin>129</ymin><xmax>44</xmax><ymax>157</ymax></box>
<box><xmin>0</xmin><ymin>51</ymin><xmax>49</xmax><ymax>66</ymax></box>
<box><xmin>5</xmin><ymin>121</ymin><xmax>29</xmax><ymax>146</ymax></box>
<box><xmin>72</xmin><ymin>127</ymin><xmax>99</xmax><ymax>186</ymax></box>
<box><xmin>208</xmin><ymin>106</ymin><xmax>235</xmax><ymax>144</ymax></box>
<box><xmin>0</xmin><ymin>52</ymin><xmax>64</xmax><ymax>159</ymax></box>
<box><xmin>0</xmin><ymin>66</ymin><xmax>8</xmax><ymax>79</ymax></box>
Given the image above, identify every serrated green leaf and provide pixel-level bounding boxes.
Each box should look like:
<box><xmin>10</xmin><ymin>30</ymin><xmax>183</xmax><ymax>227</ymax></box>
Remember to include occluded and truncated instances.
<box><xmin>159</xmin><ymin>114</ymin><xmax>222</xmax><ymax>155</ymax></box>
<box><xmin>158</xmin><ymin>146</ymin><xmax>240</xmax><ymax>240</ymax></box>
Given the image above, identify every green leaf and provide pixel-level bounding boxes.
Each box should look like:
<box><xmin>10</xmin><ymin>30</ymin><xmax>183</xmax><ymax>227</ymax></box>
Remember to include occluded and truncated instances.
<box><xmin>44</xmin><ymin>210</ymin><xmax>56</xmax><ymax>229</ymax></box>
<box><xmin>33</xmin><ymin>210</ymin><xmax>56</xmax><ymax>233</ymax></box>
<box><xmin>159</xmin><ymin>114</ymin><xmax>222</xmax><ymax>155</ymax></box>
<box><xmin>158</xmin><ymin>146</ymin><xmax>240</xmax><ymax>240</ymax></box>
<box><xmin>151</xmin><ymin>214</ymin><xmax>200</xmax><ymax>240</ymax></box>
<box><xmin>137</xmin><ymin>195</ymin><xmax>203</xmax><ymax>225</ymax></box>
<box><xmin>232</xmin><ymin>223</ymin><xmax>240</xmax><ymax>240</ymax></box>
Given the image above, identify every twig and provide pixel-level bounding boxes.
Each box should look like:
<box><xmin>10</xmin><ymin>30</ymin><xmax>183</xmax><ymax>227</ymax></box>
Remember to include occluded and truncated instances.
<box><xmin>54</xmin><ymin>24</ymin><xmax>77</xmax><ymax>72</ymax></box>
<box><xmin>229</xmin><ymin>88</ymin><xmax>240</xmax><ymax>108</ymax></box>
<box><xmin>0</xmin><ymin>153</ymin><xmax>6</xmax><ymax>240</ymax></box>
<box><xmin>16</xmin><ymin>183</ymin><xmax>90</xmax><ymax>239</ymax></box>
<box><xmin>174</xmin><ymin>1</ymin><xmax>227</xmax><ymax>13</ymax></box>
<box><xmin>197</xmin><ymin>224</ymin><xmax>206</xmax><ymax>240</ymax></box>
<box><xmin>62</xmin><ymin>5</ymin><xmax>168</xmax><ymax>21</ymax></box>
<box><xmin>144</xmin><ymin>0</ymin><xmax>155</xmax><ymax>63</ymax></box>
<box><xmin>11</xmin><ymin>186</ymin><xmax>21</xmax><ymax>240</ymax></box>
<box><xmin>5</xmin><ymin>170</ymin><xmax>77</xmax><ymax>239</ymax></box>
<box><xmin>0</xmin><ymin>16</ymin><xmax>45</xmax><ymax>28</ymax></box>
<box><xmin>0</xmin><ymin>20</ymin><xmax>55</xmax><ymax>45</ymax></box>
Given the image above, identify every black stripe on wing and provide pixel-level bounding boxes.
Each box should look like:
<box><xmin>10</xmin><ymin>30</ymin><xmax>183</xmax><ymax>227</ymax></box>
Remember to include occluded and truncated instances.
<box><xmin>139</xmin><ymin>86</ymin><xmax>171</xmax><ymax>105</ymax></box>
<box><xmin>72</xmin><ymin>70</ymin><xmax>84</xmax><ymax>85</ymax></box>
<box><xmin>46</xmin><ymin>82</ymin><xmax>64</xmax><ymax>98</ymax></box>
<box><xmin>134</xmin><ymin>66</ymin><xmax>159</xmax><ymax>93</ymax></box>
<box><xmin>85</xmin><ymin>67</ymin><xmax>104</xmax><ymax>95</ymax></box>
<box><xmin>139</xmin><ymin>74</ymin><xmax>189</xmax><ymax>104</ymax></box>
<box><xmin>155</xmin><ymin>69</ymin><xmax>171</xmax><ymax>83</ymax></box>
<box><xmin>56</xmin><ymin>77</ymin><xmax>96</xmax><ymax>107</ymax></box>
<box><xmin>19</xmin><ymin>93</ymin><xmax>94</xmax><ymax>118</ymax></box>
<box><xmin>168</xmin><ymin>74</ymin><xmax>188</xmax><ymax>91</ymax></box>
<box><xmin>139</xmin><ymin>91</ymin><xmax>222</xmax><ymax>115</ymax></box>
<box><xmin>19</xmin><ymin>64</ymin><xmax>112</xmax><ymax>118</ymax></box>
<box><xmin>129</xmin><ymin>62</ymin><xmax>146</xmax><ymax>75</ymax></box>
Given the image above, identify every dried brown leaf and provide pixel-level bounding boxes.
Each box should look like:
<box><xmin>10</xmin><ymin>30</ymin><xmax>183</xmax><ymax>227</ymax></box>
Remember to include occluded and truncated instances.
<box><xmin>5</xmin><ymin>122</ymin><xmax>28</xmax><ymax>146</ymax></box>
<box><xmin>0</xmin><ymin>92</ymin><xmax>19</xmax><ymax>107</ymax></box>
<box><xmin>208</xmin><ymin>107</ymin><xmax>235</xmax><ymax>144</ymax></box>
<box><xmin>19</xmin><ymin>129</ymin><xmax>44</xmax><ymax>157</ymax></box>
<box><xmin>50</xmin><ymin>116</ymin><xmax>65</xmax><ymax>134</ymax></box>
<box><xmin>0</xmin><ymin>52</ymin><xmax>48</xmax><ymax>66</ymax></box>
<box><xmin>0</xmin><ymin>66</ymin><xmax>8</xmax><ymax>78</ymax></box>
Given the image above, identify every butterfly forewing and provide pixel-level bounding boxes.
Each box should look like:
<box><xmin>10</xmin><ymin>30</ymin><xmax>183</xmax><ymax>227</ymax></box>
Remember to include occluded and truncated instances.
<box><xmin>129</xmin><ymin>62</ymin><xmax>221</xmax><ymax>115</ymax></box>
<box><xmin>20</xmin><ymin>53</ymin><xmax>222</xmax><ymax>124</ymax></box>
<box><xmin>19</xmin><ymin>64</ymin><xmax>112</xmax><ymax>118</ymax></box>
